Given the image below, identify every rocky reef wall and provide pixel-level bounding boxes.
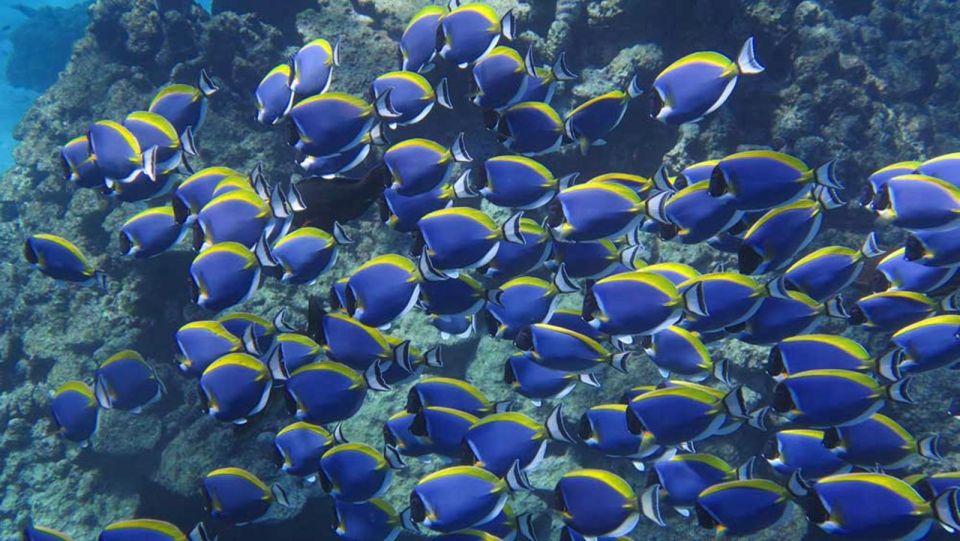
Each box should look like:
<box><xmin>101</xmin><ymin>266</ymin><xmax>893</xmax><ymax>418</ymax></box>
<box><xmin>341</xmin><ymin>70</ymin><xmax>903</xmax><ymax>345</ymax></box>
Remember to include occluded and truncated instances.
<box><xmin>1</xmin><ymin>1</ymin><xmax>959</xmax><ymax>539</ymax></box>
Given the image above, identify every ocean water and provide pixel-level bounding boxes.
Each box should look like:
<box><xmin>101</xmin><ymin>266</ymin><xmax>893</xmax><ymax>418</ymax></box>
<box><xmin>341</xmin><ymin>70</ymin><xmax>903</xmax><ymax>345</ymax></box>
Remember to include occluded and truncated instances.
<box><xmin>6</xmin><ymin>1</ymin><xmax>960</xmax><ymax>540</ymax></box>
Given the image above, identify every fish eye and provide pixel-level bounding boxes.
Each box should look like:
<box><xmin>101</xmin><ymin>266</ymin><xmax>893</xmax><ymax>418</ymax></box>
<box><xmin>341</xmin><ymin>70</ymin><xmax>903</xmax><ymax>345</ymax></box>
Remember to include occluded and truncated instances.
<box><xmin>766</xmin><ymin>347</ymin><xmax>785</xmax><ymax>378</ymax></box>
<box><xmin>760</xmin><ymin>437</ymin><xmax>779</xmax><ymax>460</ymax></box>
<box><xmin>806</xmin><ymin>493</ymin><xmax>830</xmax><ymax>525</ymax></box>
<box><xmin>872</xmin><ymin>184</ymin><xmax>890</xmax><ymax>211</ymax></box>
<box><xmin>22</xmin><ymin>240</ymin><xmax>37</xmax><ymax>265</ymax></box>
<box><xmin>708</xmin><ymin>167</ymin><xmax>728</xmax><ymax>197</ymax></box>
<box><xmin>405</xmin><ymin>387</ymin><xmax>423</xmax><ymax>413</ymax></box>
<box><xmin>647</xmin><ymin>91</ymin><xmax>664</xmax><ymax>118</ymax></box>
<box><xmin>857</xmin><ymin>184</ymin><xmax>876</xmax><ymax>208</ymax></box>
<box><xmin>577</xmin><ymin>414</ymin><xmax>593</xmax><ymax>441</ymax></box>
<box><xmin>502</xmin><ymin>360</ymin><xmax>517</xmax><ymax>385</ymax></box>
<box><xmin>771</xmin><ymin>384</ymin><xmax>794</xmax><ymax>413</ymax></box>
<box><xmin>695</xmin><ymin>503</ymin><xmax>718</xmax><ymax>529</ymax></box>
<box><xmin>118</xmin><ymin>231</ymin><xmax>132</xmax><ymax>256</ymax></box>
<box><xmin>625</xmin><ymin>407</ymin><xmax>646</xmax><ymax>435</ymax></box>
<box><xmin>846</xmin><ymin>304</ymin><xmax>866</xmax><ymax>326</ymax></box>
<box><xmin>546</xmin><ymin>199</ymin><xmax>563</xmax><ymax>228</ymax></box>
<box><xmin>513</xmin><ymin>326</ymin><xmax>533</xmax><ymax>351</ymax></box>
<box><xmin>409</xmin><ymin>493</ymin><xmax>427</xmax><ymax>523</ymax></box>
<box><xmin>904</xmin><ymin>235</ymin><xmax>924</xmax><ymax>261</ymax></box>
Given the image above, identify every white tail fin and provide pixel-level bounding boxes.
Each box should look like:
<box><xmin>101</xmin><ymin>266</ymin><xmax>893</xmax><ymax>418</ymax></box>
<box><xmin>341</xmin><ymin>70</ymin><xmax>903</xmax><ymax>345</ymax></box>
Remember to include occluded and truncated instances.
<box><xmin>384</xmin><ymin>443</ymin><xmax>407</xmax><ymax>469</ymax></box>
<box><xmin>418</xmin><ymin>251</ymin><xmax>451</xmax><ymax>281</ymax></box>
<box><xmin>814</xmin><ymin>160</ymin><xmax>844</xmax><ymax>190</ymax></box>
<box><xmin>180</xmin><ymin>126</ymin><xmax>198</xmax><ymax>156</ymax></box>
<box><xmin>392</xmin><ymin>340</ymin><xmax>415</xmax><ymax>373</ymax></box>
<box><xmin>918</xmin><ymin>434</ymin><xmax>944</xmax><ymax>461</ymax></box>
<box><xmin>545</xmin><ymin>404</ymin><xmax>576</xmax><ymax>444</ymax></box>
<box><xmin>626</xmin><ymin>75</ymin><xmax>643</xmax><ymax>99</ymax></box>
<box><xmin>285</xmin><ymin>182</ymin><xmax>307</xmax><ymax>212</ymax></box>
<box><xmin>452</xmin><ymin>169</ymin><xmax>478</xmax><ymax>199</ymax></box>
<box><xmin>824</xmin><ymin>296</ymin><xmax>848</xmax><ymax>318</ymax></box>
<box><xmin>375</xmin><ymin>89</ymin><xmax>401</xmax><ymax>119</ymax></box>
<box><xmin>332</xmin><ymin>38</ymin><xmax>342</xmax><ymax>67</ymax></box>
<box><xmin>553</xmin><ymin>51</ymin><xmax>577</xmax><ymax>81</ymax></box>
<box><xmin>450</xmin><ymin>132</ymin><xmax>472</xmax><ymax>162</ymax></box>
<box><xmin>578</xmin><ymin>372</ymin><xmax>601</xmax><ymax>388</ymax></box>
<box><xmin>652</xmin><ymin>165</ymin><xmax>673</xmax><ymax>192</ymax></box>
<box><xmin>198</xmin><ymin>68</ymin><xmax>220</xmax><ymax>96</ymax></box>
<box><xmin>861</xmin><ymin>232</ymin><xmax>883</xmax><ymax>258</ymax></box>
<box><xmin>553</xmin><ymin>263</ymin><xmax>580</xmax><ymax>293</ymax></box>
<box><xmin>645</xmin><ymin>191</ymin><xmax>672</xmax><ymax>223</ymax></box>
<box><xmin>506</xmin><ymin>460</ymin><xmax>535</xmax><ymax>491</ymax></box>
<box><xmin>271</xmin><ymin>483</ymin><xmax>291</xmax><ymax>507</ymax></box>
<box><xmin>641</xmin><ymin>485</ymin><xmax>666</xmax><ymax>527</ymax></box>
<box><xmin>610</xmin><ymin>352</ymin><xmax>630</xmax><ymax>373</ymax></box>
<box><xmin>435</xmin><ymin>77</ymin><xmax>453</xmax><ymax>109</ymax></box>
<box><xmin>887</xmin><ymin>377</ymin><xmax>915</xmax><ymax>404</ymax></box>
<box><xmin>142</xmin><ymin>145</ymin><xmax>159</xmax><ymax>182</ymax></box>
<box><xmin>502</xmin><ymin>212</ymin><xmax>526</xmax><ymax>244</ymax></box>
<box><xmin>500</xmin><ymin>10</ymin><xmax>516</xmax><ymax>41</ymax></box>
<box><xmin>523</xmin><ymin>46</ymin><xmax>538</xmax><ymax>78</ymax></box>
<box><xmin>332</xmin><ymin>222</ymin><xmax>353</xmax><ymax>245</ymax></box>
<box><xmin>932</xmin><ymin>488</ymin><xmax>960</xmax><ymax>533</ymax></box>
<box><xmin>364</xmin><ymin>361</ymin><xmax>392</xmax><ymax>392</ymax></box>
<box><xmin>736</xmin><ymin>37</ymin><xmax>765</xmax><ymax>74</ymax></box>
<box><xmin>619</xmin><ymin>245</ymin><xmax>644</xmax><ymax>270</ymax></box>
<box><xmin>683</xmin><ymin>282</ymin><xmax>710</xmax><ymax>316</ymax></box>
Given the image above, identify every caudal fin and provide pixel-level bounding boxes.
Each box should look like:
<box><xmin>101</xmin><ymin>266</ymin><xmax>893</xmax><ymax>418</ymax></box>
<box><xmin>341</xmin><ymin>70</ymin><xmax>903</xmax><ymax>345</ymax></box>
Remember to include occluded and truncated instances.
<box><xmin>736</xmin><ymin>37</ymin><xmax>765</xmax><ymax>74</ymax></box>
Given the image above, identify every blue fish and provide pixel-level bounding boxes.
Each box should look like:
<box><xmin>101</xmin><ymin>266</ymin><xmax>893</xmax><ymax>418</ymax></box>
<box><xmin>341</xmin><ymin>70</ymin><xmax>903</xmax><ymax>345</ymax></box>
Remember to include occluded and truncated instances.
<box><xmin>860</xmin><ymin>161</ymin><xmax>919</xmax><ymax>209</ymax></box>
<box><xmin>875</xmin><ymin>174</ymin><xmax>960</xmax><ymax>231</ymax></box>
<box><xmin>848</xmin><ymin>290</ymin><xmax>949</xmax><ymax>332</ymax></box>
<box><xmin>822</xmin><ymin>412</ymin><xmax>943</xmax><ymax>470</ymax></box>
<box><xmin>564</xmin><ymin>76</ymin><xmax>642</xmax><ymax>155</ymax></box>
<box><xmin>148</xmin><ymin>70</ymin><xmax>218</xmax><ymax>136</ymax></box>
<box><xmin>332</xmin><ymin>499</ymin><xmax>403</xmax><ymax>541</ymax></box>
<box><xmin>123</xmin><ymin>111</ymin><xmax>192</xmax><ymax>175</ymax></box>
<box><xmin>709</xmin><ymin>150</ymin><xmax>842</xmax><ymax>211</ymax></box>
<box><xmin>479</xmin><ymin>218</ymin><xmax>553</xmax><ymax>280</ymax></box>
<box><xmin>289</xmin><ymin>92</ymin><xmax>378</xmax><ymax>157</ymax></box>
<box><xmin>172</xmin><ymin>166</ymin><xmax>248</xmax><ymax>224</ymax></box>
<box><xmin>97</xmin><ymin>519</ymin><xmax>202</xmax><ymax>541</ymax></box>
<box><xmin>438</xmin><ymin>3</ymin><xmax>516</xmax><ymax>68</ymax></box>
<box><xmin>119</xmin><ymin>206</ymin><xmax>185</xmax><ymax>258</ymax></box>
<box><xmin>626</xmin><ymin>384</ymin><xmax>747</xmax><ymax>445</ymax></box>
<box><xmin>890</xmin><ymin>315</ymin><xmax>960</xmax><ymax>375</ymax></box>
<box><xmin>50</xmin><ymin>381</ymin><xmax>99</xmax><ymax>444</ymax></box>
<box><xmin>582</xmin><ymin>270</ymin><xmax>682</xmax><ymax>340</ymax></box>
<box><xmin>344</xmin><ymin>254</ymin><xmax>421</xmax><ymax>328</ymax></box>
<box><xmin>380</xmin><ymin>184</ymin><xmax>456</xmax><ymax>233</ymax></box>
<box><xmin>486</xmin><ymin>273</ymin><xmax>574</xmax><ymax>339</ymax></box>
<box><xmin>308</xmin><ymin>301</ymin><xmax>402</xmax><ymax>372</ymax></box>
<box><xmin>406</xmin><ymin>376</ymin><xmax>502</xmax><ymax>417</ymax></box>
<box><xmin>550</xmin><ymin>239</ymin><xmax>628</xmax><ymax>280</ymax></box>
<box><xmin>24</xmin><ymin>233</ymin><xmax>106</xmax><ymax>289</ymax></box>
<box><xmin>265</xmin><ymin>223</ymin><xmax>351</xmax><ymax>285</ymax></box>
<box><xmin>470</xmin><ymin>46</ymin><xmax>534</xmax><ymax>110</ymax></box>
<box><xmin>195</xmin><ymin>188</ymin><xmax>275</xmax><ymax>251</ymax></box>
<box><xmin>733</xmin><ymin>290</ymin><xmax>847</xmax><ymax>345</ymax></box>
<box><xmin>781</xmin><ymin>233</ymin><xmax>882</xmax><ymax>302</ymax></box>
<box><xmin>639</xmin><ymin>262</ymin><xmax>701</xmax><ymax>286</ymax></box>
<box><xmin>419</xmin><ymin>273</ymin><xmax>487</xmax><ymax>318</ymax></box>
<box><xmin>907</xmin><ymin>472</ymin><xmax>960</xmax><ymax>500</ymax></box>
<box><xmin>286</xmin><ymin>362</ymin><xmax>368</xmax><ymax>425</ymax></box>
<box><xmin>518</xmin><ymin>323</ymin><xmax>629</xmax><ymax>373</ymax></box>
<box><xmin>88</xmin><ymin>120</ymin><xmax>159</xmax><ymax>186</ymax></box>
<box><xmin>918</xmin><ymin>152</ymin><xmax>960</xmax><ymax>189</ymax></box>
<box><xmin>771</xmin><ymin>368</ymin><xmax>912</xmax><ymax>427</ymax></box>
<box><xmin>418</xmin><ymin>207</ymin><xmax>524</xmax><ymax>277</ymax></box>
<box><xmin>290</xmin><ymin>38</ymin><xmax>339</xmax><ymax>97</ymax></box>
<box><xmin>383</xmin><ymin>410</ymin><xmax>433</xmax><ymax>458</ymax></box>
<box><xmin>188</xmin><ymin>242</ymin><xmax>265</xmax><ymax>312</ymax></box>
<box><xmin>22</xmin><ymin>524</ymin><xmax>74</xmax><ymax>541</ymax></box>
<box><xmin>255</xmin><ymin>64</ymin><xmax>295</xmax><ymax>125</ymax></box>
<box><xmin>410</xmin><ymin>466</ymin><xmax>513</xmax><ymax>533</ymax></box>
<box><xmin>549</xmin><ymin>182</ymin><xmax>644</xmax><ymax>241</ymax></box>
<box><xmin>653</xmin><ymin>179</ymin><xmax>744</xmax><ymax>244</ymax></box>
<box><xmin>694</xmin><ymin>479</ymin><xmax>790</xmax><ymax>537</ymax></box>
<box><xmin>400</xmin><ymin>5</ymin><xmax>445</xmax><ymax>73</ymax></box>
<box><xmin>175</xmin><ymin>320</ymin><xmax>246</xmax><ymax>376</ymax></box>
<box><xmin>807</xmin><ymin>473</ymin><xmax>960</xmax><ymax>540</ymax></box>
<box><xmin>642</xmin><ymin>326</ymin><xmax>721</xmax><ymax>381</ymax></box>
<box><xmin>679</xmin><ymin>272</ymin><xmax>768</xmax><ymax>333</ymax></box>
<box><xmin>273</xmin><ymin>421</ymin><xmax>337</xmax><ymax>480</ymax></box>
<box><xmin>503</xmin><ymin>350</ymin><xmax>600</xmax><ymax>407</ymax></box>
<box><xmin>488</xmin><ymin>101</ymin><xmax>565</xmax><ymax>156</ymax></box>
<box><xmin>409</xmin><ymin>406</ymin><xmax>479</xmax><ymax>458</ymax></box>
<box><xmin>767</xmin><ymin>334</ymin><xmax>873</xmax><ymax>382</ymax></box>
<box><xmin>642</xmin><ymin>453</ymin><xmax>749</xmax><ymax>524</ymax></box>
<box><xmin>384</xmin><ymin>135</ymin><xmax>472</xmax><ymax>196</ymax></box>
<box><xmin>762</xmin><ymin>429</ymin><xmax>852</xmax><ymax>479</ymax></box>
<box><xmin>319</xmin><ymin>442</ymin><xmax>403</xmax><ymax>502</ymax></box>
<box><xmin>429</xmin><ymin>314</ymin><xmax>475</xmax><ymax>341</ymax></box>
<box><xmin>876</xmin><ymin>247</ymin><xmax>958</xmax><ymax>293</ymax></box>
<box><xmin>201</xmin><ymin>467</ymin><xmax>284</xmax><ymax>524</ymax></box>
<box><xmin>905</xmin><ymin>223</ymin><xmax>960</xmax><ymax>267</ymax></box>
<box><xmin>738</xmin><ymin>192</ymin><xmax>843</xmax><ymax>275</ymax></box>
<box><xmin>94</xmin><ymin>350</ymin><xmax>163</xmax><ymax>412</ymax></box>
<box><xmin>578</xmin><ymin>403</ymin><xmax>658</xmax><ymax>464</ymax></box>
<box><xmin>198</xmin><ymin>353</ymin><xmax>271</xmax><ymax>424</ymax></box>
<box><xmin>59</xmin><ymin>134</ymin><xmax>104</xmax><ymax>189</ymax></box>
<box><xmin>463</xmin><ymin>407</ymin><xmax>574</xmax><ymax>476</ymax></box>
<box><xmin>265</xmin><ymin>332</ymin><xmax>322</xmax><ymax>380</ymax></box>
<box><xmin>474</xmin><ymin>155</ymin><xmax>577</xmax><ymax>210</ymax></box>
<box><xmin>372</xmin><ymin>71</ymin><xmax>452</xmax><ymax>128</ymax></box>
<box><xmin>218</xmin><ymin>311</ymin><xmax>278</xmax><ymax>353</ymax></box>
<box><xmin>554</xmin><ymin>469</ymin><xmax>639</xmax><ymax>538</ymax></box>
<box><xmin>650</xmin><ymin>38</ymin><xmax>764</xmax><ymax>124</ymax></box>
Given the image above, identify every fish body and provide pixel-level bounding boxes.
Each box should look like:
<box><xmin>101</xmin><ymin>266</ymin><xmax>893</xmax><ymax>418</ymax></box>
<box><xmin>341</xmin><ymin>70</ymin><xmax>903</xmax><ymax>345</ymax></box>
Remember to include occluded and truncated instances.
<box><xmin>94</xmin><ymin>350</ymin><xmax>163</xmax><ymax>412</ymax></box>
<box><xmin>171</xmin><ymin>166</ymin><xmax>246</xmax><ymax>223</ymax></box>
<box><xmin>175</xmin><ymin>320</ymin><xmax>244</xmax><ymax>376</ymax></box>
<box><xmin>385</xmin><ymin>136</ymin><xmax>470</xmax><ymax>196</ymax></box>
<box><xmin>24</xmin><ymin>233</ymin><xmax>104</xmax><ymax>287</ymax></box>
<box><xmin>199</xmin><ymin>353</ymin><xmax>272</xmax><ymax>424</ymax></box>
<box><xmin>345</xmin><ymin>254</ymin><xmax>421</xmax><ymax>328</ymax></box>
<box><xmin>584</xmin><ymin>271</ymin><xmax>682</xmax><ymax>338</ymax></box>
<box><xmin>50</xmin><ymin>381</ymin><xmax>99</xmax><ymax>443</ymax></box>
<box><xmin>877</xmin><ymin>174</ymin><xmax>960</xmax><ymax>231</ymax></box>
<box><xmin>763</xmin><ymin>429</ymin><xmax>852</xmax><ymax>479</ymax></box>
<box><xmin>823</xmin><ymin>413</ymin><xmax>941</xmax><ymax>469</ymax></box>
<box><xmin>695</xmin><ymin>479</ymin><xmax>790</xmax><ymax>537</ymax></box>
<box><xmin>119</xmin><ymin>206</ymin><xmax>185</xmax><ymax>258</ymax></box>
<box><xmin>286</xmin><ymin>362</ymin><xmax>366</xmax><ymax>425</ymax></box>
<box><xmin>60</xmin><ymin>134</ymin><xmax>104</xmax><ymax>188</ymax></box>
<box><xmin>493</xmin><ymin>101</ymin><xmax>565</xmax><ymax>156</ymax></box>
<box><xmin>767</xmin><ymin>334</ymin><xmax>872</xmax><ymax>381</ymax></box>
<box><xmin>289</xmin><ymin>92</ymin><xmax>375</xmax><ymax>157</ymax></box>
<box><xmin>98</xmin><ymin>519</ymin><xmax>190</xmax><ymax>541</ymax></box>
<box><xmin>771</xmin><ymin>369</ymin><xmax>908</xmax><ymax>427</ymax></box>
<box><xmin>551</xmin><ymin>182</ymin><xmax>643</xmax><ymax>241</ymax></box>
<box><xmin>876</xmin><ymin>247</ymin><xmax>958</xmax><ymax>292</ymax></box>
<box><xmin>554</xmin><ymin>469</ymin><xmax>640</xmax><ymax>538</ymax></box>
<box><xmin>438</xmin><ymin>4</ymin><xmax>514</xmax><ymax>68</ymax></box>
<box><xmin>319</xmin><ymin>442</ymin><xmax>394</xmax><ymax>502</ymax></box>
<box><xmin>410</xmin><ymin>466</ymin><xmax>509</xmax><ymax>533</ymax></box>
<box><xmin>256</xmin><ymin>64</ymin><xmax>295</xmax><ymax>125</ymax></box>
<box><xmin>564</xmin><ymin>77</ymin><xmax>642</xmax><ymax>154</ymax></box>
<box><xmin>291</xmin><ymin>38</ymin><xmax>338</xmax><ymax>96</ymax></box>
<box><xmin>333</xmin><ymin>499</ymin><xmax>402</xmax><ymax>541</ymax></box>
<box><xmin>709</xmin><ymin>150</ymin><xmax>839</xmax><ymax>211</ymax></box>
<box><xmin>372</xmin><ymin>71</ymin><xmax>449</xmax><ymax>127</ymax></box>
<box><xmin>201</xmin><ymin>467</ymin><xmax>274</xmax><ymax>524</ymax></box>
<box><xmin>274</xmin><ymin>421</ymin><xmax>335</xmax><ymax>478</ymax></box>
<box><xmin>401</xmin><ymin>6</ymin><xmax>445</xmax><ymax>73</ymax></box>
<box><xmin>188</xmin><ymin>242</ymin><xmax>262</xmax><ymax>312</ymax></box>
<box><xmin>269</xmin><ymin>226</ymin><xmax>344</xmax><ymax>285</ymax></box>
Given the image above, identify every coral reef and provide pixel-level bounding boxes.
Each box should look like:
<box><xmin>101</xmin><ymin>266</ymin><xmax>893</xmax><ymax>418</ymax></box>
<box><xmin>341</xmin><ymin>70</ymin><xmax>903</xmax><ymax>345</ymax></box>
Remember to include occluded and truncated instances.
<box><xmin>4</xmin><ymin>3</ymin><xmax>91</xmax><ymax>92</ymax></box>
<box><xmin>2</xmin><ymin>0</ymin><xmax>960</xmax><ymax>540</ymax></box>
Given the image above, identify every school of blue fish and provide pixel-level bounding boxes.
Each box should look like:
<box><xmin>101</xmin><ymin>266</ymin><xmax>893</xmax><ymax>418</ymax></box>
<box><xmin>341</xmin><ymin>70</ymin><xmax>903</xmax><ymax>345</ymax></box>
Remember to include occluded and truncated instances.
<box><xmin>23</xmin><ymin>1</ymin><xmax>960</xmax><ymax>540</ymax></box>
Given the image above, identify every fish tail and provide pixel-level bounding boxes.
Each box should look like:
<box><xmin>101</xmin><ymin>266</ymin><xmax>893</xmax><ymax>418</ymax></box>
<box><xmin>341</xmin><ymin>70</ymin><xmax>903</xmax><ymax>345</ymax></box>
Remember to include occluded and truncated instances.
<box><xmin>860</xmin><ymin>231</ymin><xmax>884</xmax><ymax>258</ymax></box>
<box><xmin>198</xmin><ymin>68</ymin><xmax>220</xmax><ymax>96</ymax></box>
<box><xmin>500</xmin><ymin>9</ymin><xmax>517</xmax><ymax>41</ymax></box>
<box><xmin>435</xmin><ymin>77</ymin><xmax>454</xmax><ymax>109</ymax></box>
<box><xmin>641</xmin><ymin>484</ymin><xmax>667</xmax><ymax>527</ymax></box>
<box><xmin>736</xmin><ymin>37</ymin><xmax>765</xmax><ymax>75</ymax></box>
<box><xmin>552</xmin><ymin>51</ymin><xmax>578</xmax><ymax>81</ymax></box>
<box><xmin>545</xmin><ymin>404</ymin><xmax>577</xmax><ymax>444</ymax></box>
<box><xmin>917</xmin><ymin>434</ymin><xmax>945</xmax><ymax>461</ymax></box>
<box><xmin>931</xmin><ymin>488</ymin><xmax>960</xmax><ymax>533</ymax></box>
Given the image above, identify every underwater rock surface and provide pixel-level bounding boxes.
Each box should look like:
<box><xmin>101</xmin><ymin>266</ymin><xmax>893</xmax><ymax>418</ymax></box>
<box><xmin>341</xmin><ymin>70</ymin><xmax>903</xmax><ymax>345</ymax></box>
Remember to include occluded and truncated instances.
<box><xmin>3</xmin><ymin>0</ymin><xmax>960</xmax><ymax>539</ymax></box>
